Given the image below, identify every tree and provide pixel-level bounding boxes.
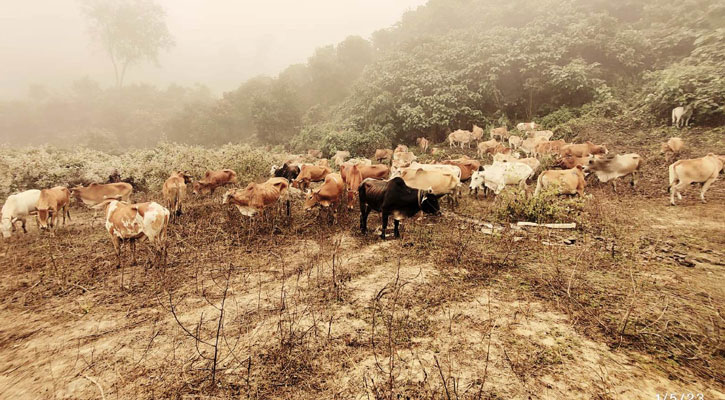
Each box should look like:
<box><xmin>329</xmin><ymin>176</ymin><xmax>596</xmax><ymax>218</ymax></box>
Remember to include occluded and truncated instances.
<box><xmin>81</xmin><ymin>0</ymin><xmax>174</xmax><ymax>88</ymax></box>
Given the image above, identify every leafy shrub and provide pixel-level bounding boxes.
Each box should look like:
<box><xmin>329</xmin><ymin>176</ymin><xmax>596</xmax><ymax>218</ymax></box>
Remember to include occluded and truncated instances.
<box><xmin>539</xmin><ymin>107</ymin><xmax>580</xmax><ymax>130</ymax></box>
<box><xmin>0</xmin><ymin>143</ymin><xmax>275</xmax><ymax>199</ymax></box>
<box><xmin>493</xmin><ymin>187</ymin><xmax>586</xmax><ymax>224</ymax></box>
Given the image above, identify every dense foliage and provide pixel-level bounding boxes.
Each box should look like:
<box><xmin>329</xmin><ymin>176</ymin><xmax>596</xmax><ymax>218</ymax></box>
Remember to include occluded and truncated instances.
<box><xmin>1</xmin><ymin>0</ymin><xmax>723</xmax><ymax>153</ymax></box>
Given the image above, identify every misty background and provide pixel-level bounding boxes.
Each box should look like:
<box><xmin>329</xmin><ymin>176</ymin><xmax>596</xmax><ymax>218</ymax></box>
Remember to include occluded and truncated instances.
<box><xmin>0</xmin><ymin>0</ymin><xmax>425</xmax><ymax>97</ymax></box>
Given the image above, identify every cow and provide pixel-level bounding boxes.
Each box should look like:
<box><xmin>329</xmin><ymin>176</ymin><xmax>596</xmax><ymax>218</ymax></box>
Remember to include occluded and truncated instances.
<box><xmin>343</xmin><ymin>164</ymin><xmax>390</xmax><ymax>209</ymax></box>
<box><xmin>520</xmin><ymin>136</ymin><xmax>548</xmax><ymax>156</ymax></box>
<box><xmin>308</xmin><ymin>149</ymin><xmax>323</xmax><ymax>158</ymax></box>
<box><xmin>292</xmin><ymin>165</ymin><xmax>331</xmax><ymax>191</ymax></box>
<box><xmin>375</xmin><ymin>149</ymin><xmax>394</xmax><ymax>164</ymax></box>
<box><xmin>332</xmin><ymin>151</ymin><xmax>351</xmax><ymax>167</ymax></box>
<box><xmin>71</xmin><ymin>182</ymin><xmax>133</xmax><ymax>207</ymax></box>
<box><xmin>448</xmin><ymin>130</ymin><xmax>473</xmax><ymax>148</ymax></box>
<box><xmin>440</xmin><ymin>159</ymin><xmax>481</xmax><ymax>182</ymax></box>
<box><xmin>471</xmin><ymin>125</ymin><xmax>485</xmax><ymax>142</ymax></box>
<box><xmin>36</xmin><ymin>186</ymin><xmax>71</xmax><ymax>230</ymax></box>
<box><xmin>672</xmin><ymin>106</ymin><xmax>693</xmax><ymax>129</ymax></box>
<box><xmin>494</xmin><ymin>154</ymin><xmax>540</xmax><ymax>171</ymax></box>
<box><xmin>272</xmin><ymin>163</ymin><xmax>301</xmax><ymax>181</ymax></box>
<box><xmin>490</xmin><ymin>126</ymin><xmax>509</xmax><ymax>141</ymax></box>
<box><xmin>487</xmin><ymin>144</ymin><xmax>512</xmax><ymax>156</ymax></box>
<box><xmin>535</xmin><ymin>166</ymin><xmax>586</xmax><ymax>196</ymax></box>
<box><xmin>316</xmin><ymin>159</ymin><xmax>330</xmax><ymax>168</ymax></box>
<box><xmin>359</xmin><ymin>177</ymin><xmax>441</xmax><ymax>239</ymax></box>
<box><xmin>557</xmin><ymin>154</ymin><xmax>592</xmax><ymax>169</ymax></box>
<box><xmin>392</xmin><ymin>151</ymin><xmax>417</xmax><ymax>169</ymax></box>
<box><xmin>661</xmin><ymin>137</ymin><xmax>685</xmax><ymax>155</ymax></box>
<box><xmin>303</xmin><ymin>173</ymin><xmax>345</xmax><ymax>212</ymax></box>
<box><xmin>470</xmin><ymin>162</ymin><xmax>534</xmax><ymax>197</ymax></box>
<box><xmin>535</xmin><ymin>140</ymin><xmax>567</xmax><ymax>158</ymax></box>
<box><xmin>517</xmin><ymin>122</ymin><xmax>539</xmax><ymax>131</ymax></box>
<box><xmin>477</xmin><ymin>139</ymin><xmax>499</xmax><ymax>158</ymax></box>
<box><xmin>508</xmin><ymin>135</ymin><xmax>523</xmax><ymax>150</ymax></box>
<box><xmin>398</xmin><ymin>168</ymin><xmax>460</xmax><ymax>196</ymax></box>
<box><xmin>97</xmin><ymin>200</ymin><xmax>169</xmax><ymax>268</ymax></box>
<box><xmin>192</xmin><ymin>170</ymin><xmax>238</xmax><ymax>195</ymax></box>
<box><xmin>530</xmin><ymin>130</ymin><xmax>554</xmax><ymax>141</ymax></box>
<box><xmin>223</xmin><ymin>177</ymin><xmax>290</xmax><ymax>217</ymax></box>
<box><xmin>348</xmin><ymin>157</ymin><xmax>373</xmax><ymax>166</ymax></box>
<box><xmin>669</xmin><ymin>154</ymin><xmax>725</xmax><ymax>206</ymax></box>
<box><xmin>560</xmin><ymin>142</ymin><xmax>608</xmax><ymax>157</ymax></box>
<box><xmin>163</xmin><ymin>171</ymin><xmax>190</xmax><ymax>220</ymax></box>
<box><xmin>584</xmin><ymin>153</ymin><xmax>643</xmax><ymax>192</ymax></box>
<box><xmin>407</xmin><ymin>162</ymin><xmax>462</xmax><ymax>180</ymax></box>
<box><xmin>416</xmin><ymin>137</ymin><xmax>430</xmax><ymax>153</ymax></box>
<box><xmin>394</xmin><ymin>144</ymin><xmax>409</xmax><ymax>154</ymax></box>
<box><xmin>1</xmin><ymin>189</ymin><xmax>41</xmax><ymax>238</ymax></box>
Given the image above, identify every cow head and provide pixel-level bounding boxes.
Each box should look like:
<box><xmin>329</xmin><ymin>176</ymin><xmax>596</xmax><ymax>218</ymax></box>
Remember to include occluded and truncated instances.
<box><xmin>36</xmin><ymin>208</ymin><xmax>52</xmax><ymax>230</ymax></box>
<box><xmin>469</xmin><ymin>171</ymin><xmax>485</xmax><ymax>191</ymax></box>
<box><xmin>303</xmin><ymin>190</ymin><xmax>320</xmax><ymax>211</ymax></box>
<box><xmin>192</xmin><ymin>181</ymin><xmax>210</xmax><ymax>195</ymax></box>
<box><xmin>419</xmin><ymin>189</ymin><xmax>441</xmax><ymax>216</ymax></box>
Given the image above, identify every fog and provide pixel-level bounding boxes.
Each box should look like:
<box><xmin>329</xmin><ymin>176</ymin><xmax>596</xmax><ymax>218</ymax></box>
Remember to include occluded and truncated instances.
<box><xmin>0</xmin><ymin>0</ymin><xmax>425</xmax><ymax>98</ymax></box>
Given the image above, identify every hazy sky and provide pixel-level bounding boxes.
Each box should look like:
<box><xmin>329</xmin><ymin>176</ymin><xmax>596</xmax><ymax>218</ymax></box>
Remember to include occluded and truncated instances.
<box><xmin>0</xmin><ymin>0</ymin><xmax>426</xmax><ymax>99</ymax></box>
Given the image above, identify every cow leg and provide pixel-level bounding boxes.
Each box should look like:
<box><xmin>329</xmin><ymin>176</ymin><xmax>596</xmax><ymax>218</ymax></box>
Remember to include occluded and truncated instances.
<box><xmin>700</xmin><ymin>178</ymin><xmax>715</xmax><ymax>203</ymax></box>
<box><xmin>286</xmin><ymin>199</ymin><xmax>291</xmax><ymax>218</ymax></box>
<box><xmin>360</xmin><ymin>205</ymin><xmax>369</xmax><ymax>234</ymax></box>
<box><xmin>111</xmin><ymin>235</ymin><xmax>121</xmax><ymax>268</ymax></box>
<box><xmin>612</xmin><ymin>180</ymin><xmax>618</xmax><ymax>193</ymax></box>
<box><xmin>381</xmin><ymin>212</ymin><xmax>389</xmax><ymax>240</ymax></box>
<box><xmin>393</xmin><ymin>220</ymin><xmax>400</xmax><ymax>238</ymax></box>
<box><xmin>130</xmin><ymin>239</ymin><xmax>138</xmax><ymax>266</ymax></box>
<box><xmin>21</xmin><ymin>218</ymin><xmax>27</xmax><ymax>234</ymax></box>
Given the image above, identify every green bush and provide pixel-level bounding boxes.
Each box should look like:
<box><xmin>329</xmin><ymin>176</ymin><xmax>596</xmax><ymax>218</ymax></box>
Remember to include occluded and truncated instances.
<box><xmin>539</xmin><ymin>107</ymin><xmax>580</xmax><ymax>130</ymax></box>
<box><xmin>493</xmin><ymin>187</ymin><xmax>586</xmax><ymax>224</ymax></box>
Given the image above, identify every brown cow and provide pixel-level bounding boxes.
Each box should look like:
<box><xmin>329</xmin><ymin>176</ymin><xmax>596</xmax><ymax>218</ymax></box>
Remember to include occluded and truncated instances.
<box><xmin>71</xmin><ymin>182</ymin><xmax>133</xmax><ymax>207</ymax></box>
<box><xmin>535</xmin><ymin>140</ymin><xmax>567</xmax><ymax>157</ymax></box>
<box><xmin>560</xmin><ymin>142</ymin><xmax>608</xmax><ymax>157</ymax></box>
<box><xmin>344</xmin><ymin>164</ymin><xmax>390</xmax><ymax>209</ymax></box>
<box><xmin>557</xmin><ymin>154</ymin><xmax>591</xmax><ymax>169</ymax></box>
<box><xmin>490</xmin><ymin>126</ymin><xmax>509</xmax><ymax>140</ymax></box>
<box><xmin>477</xmin><ymin>139</ymin><xmax>499</xmax><ymax>158</ymax></box>
<box><xmin>416</xmin><ymin>137</ymin><xmax>430</xmax><ymax>153</ymax></box>
<box><xmin>192</xmin><ymin>169</ymin><xmax>238</xmax><ymax>195</ymax></box>
<box><xmin>97</xmin><ymin>200</ymin><xmax>169</xmax><ymax>269</ymax></box>
<box><xmin>163</xmin><ymin>171</ymin><xmax>191</xmax><ymax>220</ymax></box>
<box><xmin>535</xmin><ymin>166</ymin><xmax>586</xmax><ymax>196</ymax></box>
<box><xmin>36</xmin><ymin>186</ymin><xmax>71</xmax><ymax>230</ymax></box>
<box><xmin>375</xmin><ymin>149</ymin><xmax>394</xmax><ymax>163</ymax></box>
<box><xmin>292</xmin><ymin>164</ymin><xmax>332</xmax><ymax>191</ymax></box>
<box><xmin>441</xmin><ymin>159</ymin><xmax>481</xmax><ymax>181</ymax></box>
<box><xmin>223</xmin><ymin>177</ymin><xmax>290</xmax><ymax>217</ymax></box>
<box><xmin>304</xmin><ymin>173</ymin><xmax>345</xmax><ymax>211</ymax></box>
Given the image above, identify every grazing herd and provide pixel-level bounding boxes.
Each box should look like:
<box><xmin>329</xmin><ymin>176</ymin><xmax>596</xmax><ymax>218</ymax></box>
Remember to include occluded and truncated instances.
<box><xmin>1</xmin><ymin>120</ymin><xmax>724</xmax><ymax>269</ymax></box>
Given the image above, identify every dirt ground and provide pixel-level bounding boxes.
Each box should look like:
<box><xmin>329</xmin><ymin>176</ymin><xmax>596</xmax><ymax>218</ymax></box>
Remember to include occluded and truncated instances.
<box><xmin>1</xmin><ymin>133</ymin><xmax>724</xmax><ymax>399</ymax></box>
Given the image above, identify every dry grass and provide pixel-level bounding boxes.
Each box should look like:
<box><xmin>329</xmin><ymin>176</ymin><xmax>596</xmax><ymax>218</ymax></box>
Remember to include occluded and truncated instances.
<box><xmin>1</xmin><ymin>128</ymin><xmax>724</xmax><ymax>399</ymax></box>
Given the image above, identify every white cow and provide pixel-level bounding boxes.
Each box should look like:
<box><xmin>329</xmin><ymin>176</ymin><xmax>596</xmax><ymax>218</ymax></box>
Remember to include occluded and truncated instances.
<box><xmin>672</xmin><ymin>106</ymin><xmax>693</xmax><ymax>129</ymax></box>
<box><xmin>517</xmin><ymin>122</ymin><xmax>538</xmax><ymax>131</ymax></box>
<box><xmin>583</xmin><ymin>153</ymin><xmax>642</xmax><ymax>192</ymax></box>
<box><xmin>669</xmin><ymin>154</ymin><xmax>725</xmax><ymax>205</ymax></box>
<box><xmin>1</xmin><ymin>189</ymin><xmax>41</xmax><ymax>238</ymax></box>
<box><xmin>407</xmin><ymin>162</ymin><xmax>462</xmax><ymax>180</ymax></box>
<box><xmin>470</xmin><ymin>162</ymin><xmax>534</xmax><ymax>196</ymax></box>
<box><xmin>99</xmin><ymin>200</ymin><xmax>170</xmax><ymax>267</ymax></box>
<box><xmin>530</xmin><ymin>130</ymin><xmax>554</xmax><ymax>141</ymax></box>
<box><xmin>493</xmin><ymin>154</ymin><xmax>540</xmax><ymax>172</ymax></box>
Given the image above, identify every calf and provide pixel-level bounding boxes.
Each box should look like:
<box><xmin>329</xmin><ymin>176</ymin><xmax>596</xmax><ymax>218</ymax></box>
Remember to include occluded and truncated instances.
<box><xmin>36</xmin><ymin>186</ymin><xmax>71</xmax><ymax>230</ymax></box>
<box><xmin>192</xmin><ymin>169</ymin><xmax>237</xmax><ymax>195</ymax></box>
<box><xmin>359</xmin><ymin>177</ymin><xmax>441</xmax><ymax>239</ymax></box>
<box><xmin>660</xmin><ymin>137</ymin><xmax>684</xmax><ymax>155</ymax></box>
<box><xmin>1</xmin><ymin>189</ymin><xmax>41</xmax><ymax>238</ymax></box>
<box><xmin>223</xmin><ymin>177</ymin><xmax>290</xmax><ymax>217</ymax></box>
<box><xmin>303</xmin><ymin>173</ymin><xmax>344</xmax><ymax>211</ymax></box>
<box><xmin>293</xmin><ymin>165</ymin><xmax>332</xmax><ymax>191</ymax></box>
<box><xmin>508</xmin><ymin>135</ymin><xmax>523</xmax><ymax>150</ymax></box>
<box><xmin>535</xmin><ymin>166</ymin><xmax>586</xmax><ymax>196</ymax></box>
<box><xmin>477</xmin><ymin>139</ymin><xmax>499</xmax><ymax>158</ymax></box>
<box><xmin>163</xmin><ymin>171</ymin><xmax>191</xmax><ymax>220</ymax></box>
<box><xmin>584</xmin><ymin>153</ymin><xmax>642</xmax><ymax>192</ymax></box>
<box><xmin>98</xmin><ymin>200</ymin><xmax>169</xmax><ymax>268</ymax></box>
<box><xmin>669</xmin><ymin>153</ymin><xmax>725</xmax><ymax>205</ymax></box>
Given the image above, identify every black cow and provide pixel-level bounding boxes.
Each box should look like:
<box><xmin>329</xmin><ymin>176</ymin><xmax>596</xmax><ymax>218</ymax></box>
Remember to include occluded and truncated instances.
<box><xmin>359</xmin><ymin>177</ymin><xmax>441</xmax><ymax>239</ymax></box>
<box><xmin>272</xmin><ymin>163</ymin><xmax>301</xmax><ymax>181</ymax></box>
